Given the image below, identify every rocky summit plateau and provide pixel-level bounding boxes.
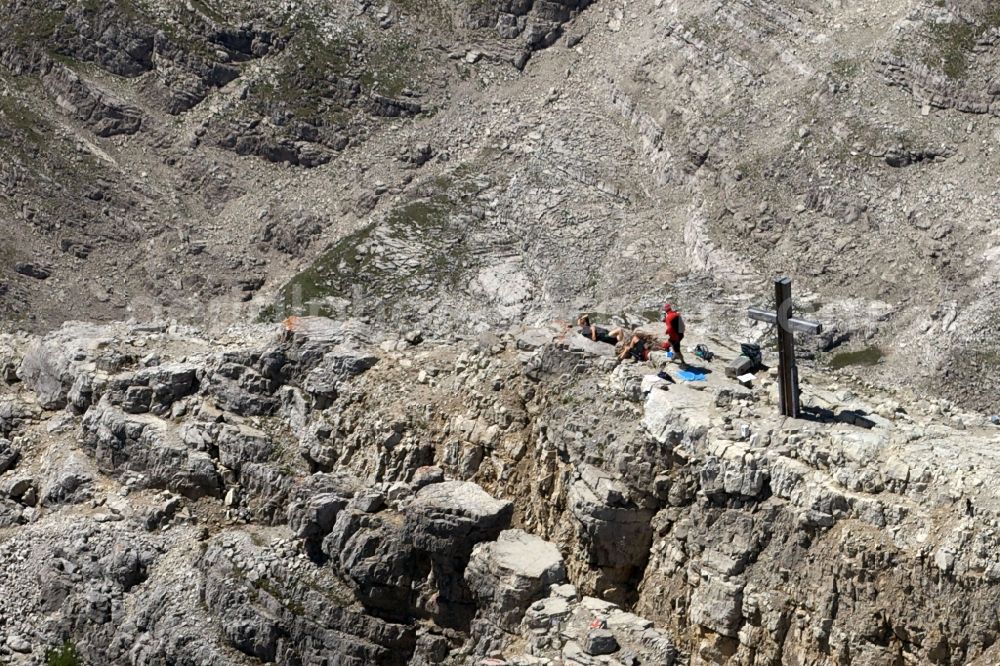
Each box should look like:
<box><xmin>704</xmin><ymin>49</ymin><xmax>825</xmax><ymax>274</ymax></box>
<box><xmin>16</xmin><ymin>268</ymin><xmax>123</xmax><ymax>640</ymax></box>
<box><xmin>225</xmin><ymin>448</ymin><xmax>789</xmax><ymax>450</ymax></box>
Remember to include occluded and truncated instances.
<box><xmin>1</xmin><ymin>0</ymin><xmax>1000</xmax><ymax>665</ymax></box>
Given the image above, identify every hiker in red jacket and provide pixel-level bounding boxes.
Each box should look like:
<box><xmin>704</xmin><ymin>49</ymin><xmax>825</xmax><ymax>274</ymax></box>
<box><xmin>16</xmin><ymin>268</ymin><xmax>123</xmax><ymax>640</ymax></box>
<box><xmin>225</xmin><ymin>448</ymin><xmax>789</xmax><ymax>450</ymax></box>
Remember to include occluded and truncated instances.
<box><xmin>663</xmin><ymin>304</ymin><xmax>686</xmax><ymax>365</ymax></box>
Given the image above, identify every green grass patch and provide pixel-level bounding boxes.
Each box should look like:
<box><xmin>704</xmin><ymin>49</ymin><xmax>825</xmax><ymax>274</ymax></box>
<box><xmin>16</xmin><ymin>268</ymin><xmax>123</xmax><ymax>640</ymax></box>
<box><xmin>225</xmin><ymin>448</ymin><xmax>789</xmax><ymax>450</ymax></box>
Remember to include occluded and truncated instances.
<box><xmin>9</xmin><ymin>7</ymin><xmax>65</xmax><ymax>47</ymax></box>
<box><xmin>831</xmin><ymin>56</ymin><xmax>859</xmax><ymax>81</ymax></box>
<box><xmin>266</xmin><ymin>169</ymin><xmax>487</xmax><ymax>321</ymax></box>
<box><xmin>924</xmin><ymin>20</ymin><xmax>978</xmax><ymax>78</ymax></box>
<box><xmin>250</xmin><ymin>16</ymin><xmax>430</xmax><ymax>118</ymax></box>
<box><xmin>248</xmin><ymin>21</ymin><xmax>356</xmax><ymax>125</ymax></box>
<box><xmin>361</xmin><ymin>37</ymin><xmax>421</xmax><ymax>98</ymax></box>
<box><xmin>45</xmin><ymin>641</ymin><xmax>81</xmax><ymax>666</ymax></box>
<box><xmin>0</xmin><ymin>93</ymin><xmax>43</xmax><ymax>140</ymax></box>
<box><xmin>0</xmin><ymin>91</ymin><xmax>49</xmax><ymax>154</ymax></box>
<box><xmin>189</xmin><ymin>0</ymin><xmax>227</xmax><ymax>23</ymax></box>
<box><xmin>921</xmin><ymin>10</ymin><xmax>1000</xmax><ymax>79</ymax></box>
<box><xmin>829</xmin><ymin>347</ymin><xmax>883</xmax><ymax>370</ymax></box>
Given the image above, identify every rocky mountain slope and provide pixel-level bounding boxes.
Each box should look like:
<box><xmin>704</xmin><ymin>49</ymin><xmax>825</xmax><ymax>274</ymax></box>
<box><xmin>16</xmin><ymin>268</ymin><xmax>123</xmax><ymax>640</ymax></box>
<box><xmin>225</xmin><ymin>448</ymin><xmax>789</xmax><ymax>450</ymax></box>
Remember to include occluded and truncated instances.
<box><xmin>0</xmin><ymin>0</ymin><xmax>998</xmax><ymax>411</ymax></box>
<box><xmin>0</xmin><ymin>316</ymin><xmax>998</xmax><ymax>665</ymax></box>
<box><xmin>3</xmin><ymin>0</ymin><xmax>1000</xmax><ymax>664</ymax></box>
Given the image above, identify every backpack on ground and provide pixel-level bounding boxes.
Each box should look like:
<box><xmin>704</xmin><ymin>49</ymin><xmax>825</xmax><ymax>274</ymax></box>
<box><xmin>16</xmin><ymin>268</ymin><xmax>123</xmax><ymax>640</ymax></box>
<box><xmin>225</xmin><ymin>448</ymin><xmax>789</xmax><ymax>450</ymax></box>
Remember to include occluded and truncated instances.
<box><xmin>740</xmin><ymin>342</ymin><xmax>762</xmax><ymax>369</ymax></box>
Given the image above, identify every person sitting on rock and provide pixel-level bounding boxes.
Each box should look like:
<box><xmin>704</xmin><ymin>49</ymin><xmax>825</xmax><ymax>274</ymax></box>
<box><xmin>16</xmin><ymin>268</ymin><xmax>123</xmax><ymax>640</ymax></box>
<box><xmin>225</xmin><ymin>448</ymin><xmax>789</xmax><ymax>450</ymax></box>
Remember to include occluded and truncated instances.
<box><xmin>577</xmin><ymin>315</ymin><xmax>626</xmax><ymax>345</ymax></box>
<box><xmin>618</xmin><ymin>331</ymin><xmax>652</xmax><ymax>362</ymax></box>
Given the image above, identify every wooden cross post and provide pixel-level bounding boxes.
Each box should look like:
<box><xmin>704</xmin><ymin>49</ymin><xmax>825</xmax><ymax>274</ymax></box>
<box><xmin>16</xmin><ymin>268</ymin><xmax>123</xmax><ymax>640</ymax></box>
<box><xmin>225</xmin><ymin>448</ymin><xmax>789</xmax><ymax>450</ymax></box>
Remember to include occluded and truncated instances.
<box><xmin>747</xmin><ymin>277</ymin><xmax>823</xmax><ymax>418</ymax></box>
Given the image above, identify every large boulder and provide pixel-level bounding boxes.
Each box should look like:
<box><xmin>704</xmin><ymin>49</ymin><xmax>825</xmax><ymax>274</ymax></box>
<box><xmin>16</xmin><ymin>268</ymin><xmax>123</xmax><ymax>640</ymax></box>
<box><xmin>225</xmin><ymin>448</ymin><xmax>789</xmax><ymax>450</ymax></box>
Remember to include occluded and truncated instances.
<box><xmin>16</xmin><ymin>324</ymin><xmax>111</xmax><ymax>410</ymax></box>
<box><xmin>40</xmin><ymin>449</ymin><xmax>95</xmax><ymax>505</ymax></box>
<box><xmin>406</xmin><ymin>481</ymin><xmax>515</xmax><ymax>627</ymax></box>
<box><xmin>303</xmin><ymin>346</ymin><xmax>379</xmax><ymax>407</ymax></box>
<box><xmin>278</xmin><ymin>317</ymin><xmax>372</xmax><ymax>373</ymax></box>
<box><xmin>325</xmin><ymin>481</ymin><xmax>514</xmax><ymax>626</ymax></box>
<box><xmin>466</xmin><ymin>529</ymin><xmax>567</xmax><ymax>630</ymax></box>
<box><xmin>236</xmin><ymin>462</ymin><xmax>295</xmax><ymax>524</ymax></box>
<box><xmin>324</xmin><ymin>507</ymin><xmax>420</xmax><ymax>618</ymax></box>
<box><xmin>0</xmin><ymin>396</ymin><xmax>41</xmax><ymax>437</ymax></box>
<box><xmin>404</xmin><ymin>481</ymin><xmax>514</xmax><ymax>557</ymax></box>
<box><xmin>134</xmin><ymin>363</ymin><xmax>200</xmax><ymax>410</ymax></box>
<box><xmin>203</xmin><ymin>356</ymin><xmax>282</xmax><ymax>417</ymax></box>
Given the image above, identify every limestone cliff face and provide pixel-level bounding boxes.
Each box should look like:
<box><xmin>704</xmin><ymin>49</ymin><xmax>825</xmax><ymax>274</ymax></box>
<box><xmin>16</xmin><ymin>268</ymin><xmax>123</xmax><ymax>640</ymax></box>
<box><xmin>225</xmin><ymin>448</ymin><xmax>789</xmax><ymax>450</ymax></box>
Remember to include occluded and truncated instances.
<box><xmin>0</xmin><ymin>318</ymin><xmax>997</xmax><ymax>664</ymax></box>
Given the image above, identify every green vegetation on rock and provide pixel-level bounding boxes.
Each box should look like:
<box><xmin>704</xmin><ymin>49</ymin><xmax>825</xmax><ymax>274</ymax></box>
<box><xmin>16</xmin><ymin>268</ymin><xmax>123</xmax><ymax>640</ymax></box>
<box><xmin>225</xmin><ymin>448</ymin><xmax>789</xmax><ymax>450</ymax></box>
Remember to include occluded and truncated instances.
<box><xmin>267</xmin><ymin>168</ymin><xmax>487</xmax><ymax>321</ymax></box>
<box><xmin>829</xmin><ymin>347</ymin><xmax>883</xmax><ymax>370</ymax></box>
<box><xmin>45</xmin><ymin>641</ymin><xmax>81</xmax><ymax>666</ymax></box>
<box><xmin>921</xmin><ymin>10</ymin><xmax>1000</xmax><ymax>79</ymax></box>
<box><xmin>188</xmin><ymin>0</ymin><xmax>226</xmax><ymax>23</ymax></box>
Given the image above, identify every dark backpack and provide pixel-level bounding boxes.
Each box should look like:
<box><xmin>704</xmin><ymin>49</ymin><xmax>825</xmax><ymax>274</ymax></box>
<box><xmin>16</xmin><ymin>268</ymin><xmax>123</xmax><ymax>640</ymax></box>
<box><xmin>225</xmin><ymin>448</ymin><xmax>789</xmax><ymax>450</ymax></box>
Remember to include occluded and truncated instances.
<box><xmin>741</xmin><ymin>342</ymin><xmax>762</xmax><ymax>368</ymax></box>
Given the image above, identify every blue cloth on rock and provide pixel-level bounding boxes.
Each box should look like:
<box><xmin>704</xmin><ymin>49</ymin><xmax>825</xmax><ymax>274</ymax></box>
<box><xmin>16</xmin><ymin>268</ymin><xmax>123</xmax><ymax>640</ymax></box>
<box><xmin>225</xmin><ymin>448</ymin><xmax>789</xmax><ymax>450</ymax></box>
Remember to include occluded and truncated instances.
<box><xmin>676</xmin><ymin>370</ymin><xmax>707</xmax><ymax>382</ymax></box>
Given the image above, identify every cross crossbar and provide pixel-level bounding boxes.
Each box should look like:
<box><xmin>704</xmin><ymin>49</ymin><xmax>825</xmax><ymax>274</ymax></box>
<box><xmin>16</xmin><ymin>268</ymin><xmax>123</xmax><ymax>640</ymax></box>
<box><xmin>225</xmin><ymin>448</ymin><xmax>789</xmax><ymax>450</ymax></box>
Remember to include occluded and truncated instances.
<box><xmin>747</xmin><ymin>308</ymin><xmax>823</xmax><ymax>335</ymax></box>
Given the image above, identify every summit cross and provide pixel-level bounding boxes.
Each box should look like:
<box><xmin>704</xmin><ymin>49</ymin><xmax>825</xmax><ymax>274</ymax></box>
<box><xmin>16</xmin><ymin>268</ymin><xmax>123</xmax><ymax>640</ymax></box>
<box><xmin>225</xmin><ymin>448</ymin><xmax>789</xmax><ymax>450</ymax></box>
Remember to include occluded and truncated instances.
<box><xmin>747</xmin><ymin>277</ymin><xmax>823</xmax><ymax>419</ymax></box>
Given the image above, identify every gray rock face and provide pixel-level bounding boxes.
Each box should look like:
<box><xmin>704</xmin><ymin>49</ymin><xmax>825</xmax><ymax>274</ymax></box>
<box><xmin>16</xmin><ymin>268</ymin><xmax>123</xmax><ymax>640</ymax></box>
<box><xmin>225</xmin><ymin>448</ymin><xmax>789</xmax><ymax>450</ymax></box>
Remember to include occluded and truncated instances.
<box><xmin>2</xmin><ymin>314</ymin><xmax>998</xmax><ymax>666</ymax></box>
<box><xmin>81</xmin><ymin>405</ymin><xmax>221</xmax><ymax>498</ymax></box>
<box><xmin>200</xmin><ymin>532</ymin><xmax>415</xmax><ymax>665</ymax></box>
<box><xmin>1</xmin><ymin>474</ymin><xmax>35</xmax><ymax>503</ymax></box>
<box><xmin>323</xmin><ymin>481</ymin><xmax>515</xmax><ymax>628</ymax></box>
<box><xmin>467</xmin><ymin>0</ymin><xmax>591</xmax><ymax>51</ymax></box>
<box><xmin>135</xmin><ymin>363</ymin><xmax>200</xmax><ymax>407</ymax></box>
<box><xmin>7</xmin><ymin>635</ymin><xmax>32</xmax><ymax>653</ymax></box>
<box><xmin>465</xmin><ymin>529</ymin><xmax>567</xmax><ymax>656</ymax></box>
<box><xmin>0</xmin><ymin>437</ymin><xmax>20</xmax><ymax>474</ymax></box>
<box><xmin>567</xmin><ymin>468</ymin><xmax>653</xmax><ymax>599</ymax></box>
<box><xmin>42</xmin><ymin>63</ymin><xmax>144</xmax><ymax>136</ymax></box>
<box><xmin>215</xmin><ymin>424</ymin><xmax>275</xmax><ymax>472</ymax></box>
<box><xmin>15</xmin><ymin>0</ymin><xmax>1000</xmax><ymax>660</ymax></box>
<box><xmin>516</xmin><ymin>587</ymin><xmax>677</xmax><ymax>665</ymax></box>
<box><xmin>203</xmin><ymin>357</ymin><xmax>282</xmax><ymax>417</ymax></box>
<box><xmin>17</xmin><ymin>339</ymin><xmax>78</xmax><ymax>411</ymax></box>
<box><xmin>122</xmin><ymin>385</ymin><xmax>154</xmax><ymax>414</ymax></box>
<box><xmin>286</xmin><ymin>471</ymin><xmax>360</xmax><ymax>547</ymax></box>
<box><xmin>312</xmin><ymin>345</ymin><xmax>380</xmax><ymax>381</ymax></box>
<box><xmin>689</xmin><ymin>575</ymin><xmax>744</xmax><ymax>638</ymax></box>
<box><xmin>236</xmin><ymin>462</ymin><xmax>295</xmax><ymax>524</ymax></box>
<box><xmin>699</xmin><ymin>448</ymin><xmax>769</xmax><ymax>501</ymax></box>
<box><xmin>0</xmin><ymin>396</ymin><xmax>40</xmax><ymax>437</ymax></box>
<box><xmin>324</xmin><ymin>506</ymin><xmax>419</xmax><ymax>617</ymax></box>
<box><xmin>302</xmin><ymin>346</ymin><xmax>379</xmax><ymax>407</ymax></box>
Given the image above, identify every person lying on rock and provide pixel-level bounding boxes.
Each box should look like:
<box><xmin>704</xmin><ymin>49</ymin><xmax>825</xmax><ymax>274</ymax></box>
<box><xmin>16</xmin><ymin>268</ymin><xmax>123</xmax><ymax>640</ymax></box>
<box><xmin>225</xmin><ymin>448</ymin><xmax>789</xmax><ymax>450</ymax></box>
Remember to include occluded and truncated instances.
<box><xmin>577</xmin><ymin>315</ymin><xmax>627</xmax><ymax>345</ymax></box>
<box><xmin>618</xmin><ymin>331</ymin><xmax>652</xmax><ymax>362</ymax></box>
